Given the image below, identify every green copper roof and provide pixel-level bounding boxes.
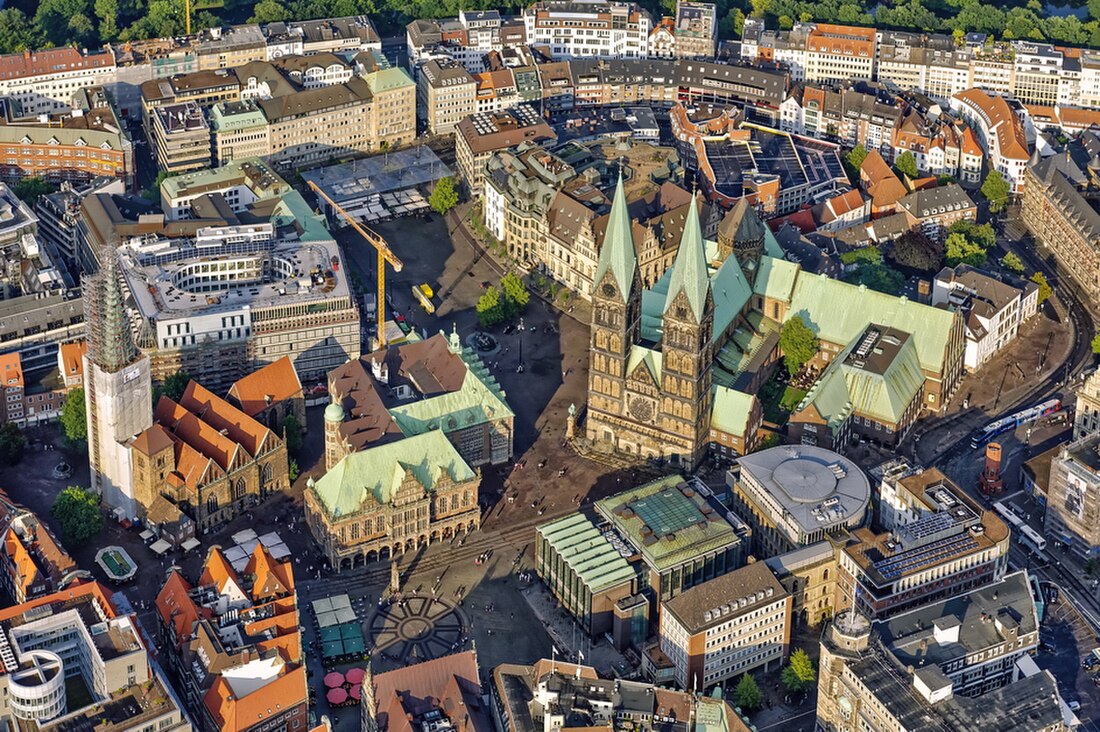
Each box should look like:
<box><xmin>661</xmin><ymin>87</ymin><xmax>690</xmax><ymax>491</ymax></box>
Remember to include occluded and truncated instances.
<box><xmin>309</xmin><ymin>431</ymin><xmax>475</xmax><ymax>519</ymax></box>
<box><xmin>592</xmin><ymin>173</ymin><xmax>637</xmax><ymax>298</ymax></box>
<box><xmin>797</xmin><ymin>327</ymin><xmax>925</xmax><ymax>431</ymax></box>
<box><xmin>752</xmin><ymin>255</ymin><xmax>799</xmax><ymax>302</ymax></box>
<box><xmin>537</xmin><ymin>513</ymin><xmax>636</xmax><ymax>593</ymax></box>
<box><xmin>595</xmin><ymin>475</ymin><xmax>744</xmax><ymax>572</ymax></box>
<box><xmin>270</xmin><ymin>190</ymin><xmax>332</xmax><ymax>243</ymax></box>
<box><xmin>779</xmin><ymin>269</ymin><xmax>958</xmax><ymax>374</ymax></box>
<box><xmin>365</xmin><ymin>66</ymin><xmax>415</xmax><ymax>94</ymax></box>
<box><xmin>710</xmin><ymin>386</ymin><xmax>757</xmax><ymax>439</ymax></box>
<box><xmin>388</xmin><ymin>349</ymin><xmax>513</xmax><ymax>435</ymax></box>
<box><xmin>663</xmin><ymin>194</ymin><xmax>710</xmax><ymax>321</ymax></box>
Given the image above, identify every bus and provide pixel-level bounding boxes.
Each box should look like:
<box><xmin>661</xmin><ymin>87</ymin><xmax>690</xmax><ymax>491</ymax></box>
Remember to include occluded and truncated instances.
<box><xmin>970</xmin><ymin>398</ymin><xmax>1062</xmax><ymax>449</ymax></box>
<box><xmin>1019</xmin><ymin>524</ymin><xmax>1048</xmax><ymax>554</ymax></box>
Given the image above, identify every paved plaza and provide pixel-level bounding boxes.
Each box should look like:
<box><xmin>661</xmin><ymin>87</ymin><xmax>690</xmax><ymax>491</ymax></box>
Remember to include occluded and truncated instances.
<box><xmin>366</xmin><ymin>595</ymin><xmax>468</xmax><ymax>669</ymax></box>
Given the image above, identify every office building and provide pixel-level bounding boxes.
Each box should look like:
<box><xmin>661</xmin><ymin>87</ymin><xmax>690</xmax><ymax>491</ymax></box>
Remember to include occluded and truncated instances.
<box><xmin>456</xmin><ymin>105</ymin><xmax>557</xmax><ymax>195</ymax></box>
<box><xmin>659</xmin><ymin>561</ymin><xmax>791</xmax><ymax>690</ymax></box>
<box><xmin>0</xmin><ymin>48</ymin><xmax>117</xmax><ymax>115</ymax></box>
<box><xmin>151</xmin><ymin>102</ymin><xmax>213</xmax><ymax>173</ymax></box>
<box><xmin>764</xmin><ymin>541</ymin><xmax>838</xmax><ymax>627</ymax></box>
<box><xmin>816</xmin><ymin>573</ymin><xmax>1065</xmax><ymax>732</ymax></box>
<box><xmin>1074</xmin><ymin>369</ymin><xmax>1100</xmax><ymax>440</ymax></box>
<box><xmin>418</xmin><ymin>59</ymin><xmax>478</xmax><ymax>135</ymax></box>
<box><xmin>729</xmin><ymin>446</ymin><xmax>870</xmax><ymax>557</ymax></box>
<box><xmin>159</xmin><ymin>157</ymin><xmax>291</xmax><ymax>220</ymax></box>
<box><xmin>1045</xmin><ymin>431</ymin><xmax>1100</xmax><ymax>561</ymax></box>
<box><xmin>0</xmin><ymin>581</ymin><xmax>189</xmax><ymax>732</ymax></box>
<box><xmin>0</xmin><ymin>87</ymin><xmax>134</xmax><ymax>190</ymax></box>
<box><xmin>1022</xmin><ymin>130</ymin><xmax>1100</xmax><ymax>312</ymax></box>
<box><xmin>523</xmin><ymin>1</ymin><xmax>653</xmax><ymax>59</ymax></box>
<box><xmin>840</xmin><ymin>466</ymin><xmax>1011</xmax><ymax>618</ymax></box>
<box><xmin>950</xmin><ymin>89</ymin><xmax>1030</xmax><ymax>194</ymax></box>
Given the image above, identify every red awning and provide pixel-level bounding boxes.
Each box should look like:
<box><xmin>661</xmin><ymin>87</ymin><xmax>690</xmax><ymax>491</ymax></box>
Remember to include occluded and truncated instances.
<box><xmin>345</xmin><ymin>667</ymin><xmax>365</xmax><ymax>685</ymax></box>
<box><xmin>324</xmin><ymin>672</ymin><xmax>345</xmax><ymax>688</ymax></box>
<box><xmin>327</xmin><ymin>687</ymin><xmax>349</xmax><ymax>705</ymax></box>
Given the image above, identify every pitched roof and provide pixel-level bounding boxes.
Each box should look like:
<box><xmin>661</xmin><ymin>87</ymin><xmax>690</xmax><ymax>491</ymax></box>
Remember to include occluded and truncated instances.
<box><xmin>199</xmin><ymin>547</ymin><xmax>241</xmax><ymax>595</ymax></box>
<box><xmin>58</xmin><ymin>341</ymin><xmax>87</xmax><ymax>378</ymax></box>
<box><xmin>180</xmin><ymin>381</ymin><xmax>276</xmax><ymax>458</ymax></box>
<box><xmin>309</xmin><ymin>430</ymin><xmax>476</xmax><ymax>519</ymax></box>
<box><xmin>663</xmin><ymin>192</ymin><xmax>711</xmax><ymax>321</ymax></box>
<box><xmin>155</xmin><ymin>570</ymin><xmax>205</xmax><ymax>644</ymax></box>
<box><xmin>245</xmin><ymin>544</ymin><xmax>294</xmax><ymax>601</ymax></box>
<box><xmin>662</xmin><ymin>561</ymin><xmax>787</xmax><ymax>634</ymax></box>
<box><xmin>0</xmin><ymin>352</ymin><xmax>23</xmax><ymax>388</ymax></box>
<box><xmin>373</xmin><ymin>651</ymin><xmax>492</xmax><ymax>732</ymax></box>
<box><xmin>228</xmin><ymin>357</ymin><xmax>303</xmax><ymax>417</ymax></box>
<box><xmin>592</xmin><ymin>173</ymin><xmax>638</xmax><ymax>298</ymax></box>
<box><xmin>860</xmin><ymin>150</ymin><xmax>908</xmax><ymax>209</ymax></box>
<box><xmin>204</xmin><ymin>664</ymin><xmax>307</xmax><ymax>732</ymax></box>
<box><xmin>131</xmin><ymin>423</ymin><xmax>175</xmax><ymax>457</ymax></box>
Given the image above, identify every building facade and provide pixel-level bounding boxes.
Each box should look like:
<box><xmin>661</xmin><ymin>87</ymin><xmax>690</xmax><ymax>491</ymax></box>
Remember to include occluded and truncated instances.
<box><xmin>1045</xmin><ymin>431</ymin><xmax>1100</xmax><ymax>561</ymax></box>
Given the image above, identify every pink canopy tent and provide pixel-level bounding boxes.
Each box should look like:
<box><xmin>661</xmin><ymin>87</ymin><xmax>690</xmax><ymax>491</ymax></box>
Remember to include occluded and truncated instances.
<box><xmin>326</xmin><ymin>687</ymin><xmax>348</xmax><ymax>705</ymax></box>
<box><xmin>349</xmin><ymin>684</ymin><xmax>362</xmax><ymax>702</ymax></box>
<box><xmin>345</xmin><ymin>667</ymin><xmax>365</xmax><ymax>685</ymax></box>
<box><xmin>324</xmin><ymin>671</ymin><xmax>344</xmax><ymax>688</ymax></box>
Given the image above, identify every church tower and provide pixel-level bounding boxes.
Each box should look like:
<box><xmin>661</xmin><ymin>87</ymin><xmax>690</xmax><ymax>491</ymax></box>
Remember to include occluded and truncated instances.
<box><xmin>586</xmin><ymin>173</ymin><xmax>641</xmax><ymax>445</ymax></box>
<box><xmin>659</xmin><ymin>194</ymin><xmax>714</xmax><ymax>466</ymax></box>
<box><xmin>83</xmin><ymin>246</ymin><xmax>153</xmax><ymax>520</ymax></box>
<box><xmin>716</xmin><ymin>198</ymin><xmax>766</xmax><ymax>285</ymax></box>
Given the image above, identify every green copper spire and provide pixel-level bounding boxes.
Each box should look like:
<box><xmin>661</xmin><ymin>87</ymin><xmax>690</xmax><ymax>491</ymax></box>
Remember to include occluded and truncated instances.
<box><xmin>593</xmin><ymin>171</ymin><xmax>637</xmax><ymax>299</ymax></box>
<box><xmin>87</xmin><ymin>247</ymin><xmax>138</xmax><ymax>374</ymax></box>
<box><xmin>664</xmin><ymin>193</ymin><xmax>710</xmax><ymax>321</ymax></box>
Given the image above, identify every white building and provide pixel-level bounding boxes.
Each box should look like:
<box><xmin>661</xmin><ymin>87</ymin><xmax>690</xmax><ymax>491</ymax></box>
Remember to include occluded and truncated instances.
<box><xmin>951</xmin><ymin>88</ymin><xmax>1031</xmax><ymax>194</ymax></box>
<box><xmin>932</xmin><ymin>265</ymin><xmax>1038</xmax><ymax>372</ymax></box>
<box><xmin>83</xmin><ymin>253</ymin><xmax>153</xmax><ymax>522</ymax></box>
<box><xmin>0</xmin><ymin>48</ymin><xmax>117</xmax><ymax>114</ymax></box>
<box><xmin>523</xmin><ymin>0</ymin><xmax>653</xmax><ymax>59</ymax></box>
<box><xmin>659</xmin><ymin>562</ymin><xmax>791</xmax><ymax>689</ymax></box>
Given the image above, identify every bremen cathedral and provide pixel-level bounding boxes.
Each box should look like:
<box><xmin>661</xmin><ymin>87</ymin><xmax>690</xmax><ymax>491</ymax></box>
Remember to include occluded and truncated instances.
<box><xmin>585</xmin><ymin>173</ymin><xmax>770</xmax><ymax>469</ymax></box>
<box><xmin>584</xmin><ymin>173</ymin><xmax>965</xmax><ymax>469</ymax></box>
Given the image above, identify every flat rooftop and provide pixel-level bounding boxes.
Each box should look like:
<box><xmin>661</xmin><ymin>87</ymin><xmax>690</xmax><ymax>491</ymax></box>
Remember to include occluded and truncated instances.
<box><xmin>595</xmin><ymin>475</ymin><xmax>744</xmax><ymax>572</ymax></box>
<box><xmin>301</xmin><ymin>147</ymin><xmax>453</xmax><ymax>208</ymax></box>
<box><xmin>736</xmin><ymin>445</ymin><xmax>870</xmax><ymax>537</ymax></box>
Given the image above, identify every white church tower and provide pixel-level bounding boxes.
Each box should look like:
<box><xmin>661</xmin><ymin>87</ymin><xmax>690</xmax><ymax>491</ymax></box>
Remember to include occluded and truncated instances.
<box><xmin>82</xmin><ymin>246</ymin><xmax>152</xmax><ymax>520</ymax></box>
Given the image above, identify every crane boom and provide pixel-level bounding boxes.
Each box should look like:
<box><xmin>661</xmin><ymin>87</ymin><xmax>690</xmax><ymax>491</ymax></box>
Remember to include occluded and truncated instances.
<box><xmin>307</xmin><ymin>180</ymin><xmax>404</xmax><ymax>347</ymax></box>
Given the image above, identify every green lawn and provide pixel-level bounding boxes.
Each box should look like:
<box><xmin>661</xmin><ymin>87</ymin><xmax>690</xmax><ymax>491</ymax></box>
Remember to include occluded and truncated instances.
<box><xmin>760</xmin><ymin>377</ymin><xmax>807</xmax><ymax>425</ymax></box>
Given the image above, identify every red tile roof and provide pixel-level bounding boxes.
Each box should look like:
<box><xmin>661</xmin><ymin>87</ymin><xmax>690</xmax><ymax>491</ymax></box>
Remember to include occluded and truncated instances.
<box><xmin>199</xmin><ymin>547</ymin><xmax>240</xmax><ymax>594</ymax></box>
<box><xmin>373</xmin><ymin>651</ymin><xmax>492</xmax><ymax>732</ymax></box>
<box><xmin>0</xmin><ymin>48</ymin><xmax>114</xmax><ymax>82</ymax></box>
<box><xmin>0</xmin><ymin>352</ymin><xmax>23</xmax><ymax>389</ymax></box>
<box><xmin>245</xmin><ymin>544</ymin><xmax>293</xmax><ymax>602</ymax></box>
<box><xmin>180</xmin><ymin>381</ymin><xmax>275</xmax><ymax>458</ymax></box>
<box><xmin>227</xmin><ymin>357</ymin><xmax>303</xmax><ymax>418</ymax></box>
<box><xmin>204</xmin><ymin>665</ymin><xmax>307</xmax><ymax>732</ymax></box>
<box><xmin>58</xmin><ymin>341</ymin><xmax>87</xmax><ymax>379</ymax></box>
<box><xmin>156</xmin><ymin>570</ymin><xmax>206</xmax><ymax>644</ymax></box>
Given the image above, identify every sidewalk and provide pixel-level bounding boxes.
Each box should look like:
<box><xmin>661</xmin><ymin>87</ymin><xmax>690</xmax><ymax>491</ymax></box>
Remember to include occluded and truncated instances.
<box><xmin>521</xmin><ymin>584</ymin><xmax>629</xmax><ymax>676</ymax></box>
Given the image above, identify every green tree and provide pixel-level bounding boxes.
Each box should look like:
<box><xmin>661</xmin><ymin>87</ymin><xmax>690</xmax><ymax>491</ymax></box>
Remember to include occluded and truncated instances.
<box><xmin>34</xmin><ymin>0</ymin><xmax>94</xmax><ymax>46</ymax></box>
<box><xmin>1092</xmin><ymin>333</ymin><xmax>1100</xmax><ymax>355</ymax></box>
<box><xmin>500</xmin><ymin>272</ymin><xmax>529</xmax><ymax>315</ymax></box>
<box><xmin>143</xmin><ymin>170</ymin><xmax>175</xmax><ymax>202</ymax></box>
<box><xmin>51</xmin><ymin>487</ymin><xmax>103</xmax><ymax>546</ymax></box>
<box><xmin>888</xmin><ymin>231</ymin><xmax>943</xmax><ymax>272</ymax></box>
<box><xmin>779</xmin><ymin>316</ymin><xmax>820</xmax><ymax>377</ymax></box>
<box><xmin>848</xmin><ymin>263</ymin><xmax>905</xmax><ymax>295</ymax></box>
<box><xmin>948</xmin><ymin>220</ymin><xmax>996</xmax><ymax>250</ymax></box>
<box><xmin>845</xmin><ymin>144</ymin><xmax>869</xmax><ymax>175</ymax></box>
<box><xmin>60</xmin><ymin>388</ymin><xmax>87</xmax><ymax>446</ymax></box>
<box><xmin>945</xmin><ymin>232</ymin><xmax>987</xmax><ymax>268</ymax></box>
<box><xmin>749</xmin><ymin>0</ymin><xmax>771</xmax><ymax>17</ymax></box>
<box><xmin>429</xmin><ymin>176</ymin><xmax>459</xmax><ymax>215</ymax></box>
<box><xmin>0</xmin><ymin>423</ymin><xmax>24</xmax><ymax>466</ymax></box>
<box><xmin>781</xmin><ymin>649</ymin><xmax>817</xmax><ymax>693</ymax></box>
<box><xmin>157</xmin><ymin>370</ymin><xmax>191</xmax><ymax>402</ymax></box>
<box><xmin>476</xmin><ymin>285</ymin><xmax>506</xmax><ymax>327</ymax></box>
<box><xmin>0</xmin><ymin>9</ymin><xmax>39</xmax><ymax>54</ymax></box>
<box><xmin>734</xmin><ymin>673</ymin><xmax>764</xmax><ymax>712</ymax></box>
<box><xmin>13</xmin><ymin>177</ymin><xmax>55</xmax><ymax>207</ymax></box>
<box><xmin>1031</xmin><ymin>272</ymin><xmax>1052</xmax><ymax>305</ymax></box>
<box><xmin>282</xmin><ymin>413</ymin><xmax>303</xmax><ymax>456</ymax></box>
<box><xmin>249</xmin><ymin>0</ymin><xmax>289</xmax><ymax>22</ymax></box>
<box><xmin>289</xmin><ymin>458</ymin><xmax>300</xmax><ymax>482</ymax></box>
<box><xmin>93</xmin><ymin>0</ymin><xmax>119</xmax><ymax>41</ymax></box>
<box><xmin>894</xmin><ymin>150</ymin><xmax>919</xmax><ymax>179</ymax></box>
<box><xmin>981</xmin><ymin>169</ymin><xmax>1011</xmax><ymax>213</ymax></box>
<box><xmin>1002</xmin><ymin>252</ymin><xmax>1025</xmax><ymax>273</ymax></box>
<box><xmin>839</xmin><ymin>246</ymin><xmax>883</xmax><ymax>267</ymax></box>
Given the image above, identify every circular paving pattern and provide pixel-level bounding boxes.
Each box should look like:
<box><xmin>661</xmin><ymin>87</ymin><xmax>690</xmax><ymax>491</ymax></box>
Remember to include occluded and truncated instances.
<box><xmin>365</xmin><ymin>595</ymin><xmax>467</xmax><ymax>664</ymax></box>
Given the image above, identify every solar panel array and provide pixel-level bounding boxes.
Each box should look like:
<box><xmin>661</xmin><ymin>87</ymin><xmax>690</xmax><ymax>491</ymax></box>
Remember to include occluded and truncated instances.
<box><xmin>873</xmin><ymin>534</ymin><xmax>979</xmax><ymax>581</ymax></box>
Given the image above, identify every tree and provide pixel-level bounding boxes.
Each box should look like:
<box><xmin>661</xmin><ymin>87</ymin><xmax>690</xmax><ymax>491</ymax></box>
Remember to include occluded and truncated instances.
<box><xmin>1031</xmin><ymin>272</ymin><xmax>1052</xmax><ymax>305</ymax></box>
<box><xmin>894</xmin><ymin>150</ymin><xmax>919</xmax><ymax>179</ymax></box>
<box><xmin>0</xmin><ymin>423</ymin><xmax>24</xmax><ymax>467</ymax></box>
<box><xmin>781</xmin><ymin>649</ymin><xmax>817</xmax><ymax>693</ymax></box>
<box><xmin>839</xmin><ymin>246</ymin><xmax>883</xmax><ymax>268</ymax></box>
<box><xmin>981</xmin><ymin>169</ymin><xmax>1011</xmax><ymax>213</ymax></box>
<box><xmin>93</xmin><ymin>0</ymin><xmax>118</xmax><ymax>41</ymax></box>
<box><xmin>948</xmin><ymin>221</ymin><xmax>995</xmax><ymax>250</ymax></box>
<box><xmin>734</xmin><ymin>673</ymin><xmax>764</xmax><ymax>712</ymax></box>
<box><xmin>249</xmin><ymin>0</ymin><xmax>289</xmax><ymax>22</ymax></box>
<box><xmin>0</xmin><ymin>9</ymin><xmax>39</xmax><ymax>55</ymax></box>
<box><xmin>282</xmin><ymin>413</ymin><xmax>303</xmax><ymax>456</ymax></box>
<box><xmin>429</xmin><ymin>176</ymin><xmax>458</xmax><ymax>215</ymax></box>
<box><xmin>476</xmin><ymin>285</ymin><xmax>506</xmax><ymax>327</ymax></box>
<box><xmin>143</xmin><ymin>170</ymin><xmax>175</xmax><ymax>201</ymax></box>
<box><xmin>157</xmin><ymin>370</ymin><xmax>191</xmax><ymax>402</ymax></box>
<box><xmin>847</xmin><ymin>262</ymin><xmax>905</xmax><ymax>295</ymax></box>
<box><xmin>1002</xmin><ymin>252</ymin><xmax>1025</xmax><ymax>274</ymax></box>
<box><xmin>844</xmin><ymin>144</ymin><xmax>869</xmax><ymax>175</ymax></box>
<box><xmin>60</xmin><ymin>388</ymin><xmax>87</xmax><ymax>446</ymax></box>
<box><xmin>500</xmin><ymin>272</ymin><xmax>529</xmax><ymax>315</ymax></box>
<box><xmin>13</xmin><ymin>177</ymin><xmax>55</xmax><ymax>207</ymax></box>
<box><xmin>51</xmin><ymin>487</ymin><xmax>103</xmax><ymax>546</ymax></box>
<box><xmin>1092</xmin><ymin>333</ymin><xmax>1100</xmax><ymax>355</ymax></box>
<box><xmin>779</xmin><ymin>316</ymin><xmax>820</xmax><ymax>377</ymax></box>
<box><xmin>945</xmin><ymin>232</ymin><xmax>987</xmax><ymax>268</ymax></box>
<box><xmin>33</xmin><ymin>0</ymin><xmax>94</xmax><ymax>46</ymax></box>
<box><xmin>888</xmin><ymin>231</ymin><xmax>944</xmax><ymax>272</ymax></box>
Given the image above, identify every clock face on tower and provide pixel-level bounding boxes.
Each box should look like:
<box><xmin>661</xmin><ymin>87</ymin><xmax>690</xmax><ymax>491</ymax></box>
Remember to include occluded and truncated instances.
<box><xmin>601</xmin><ymin>282</ymin><xmax>616</xmax><ymax>298</ymax></box>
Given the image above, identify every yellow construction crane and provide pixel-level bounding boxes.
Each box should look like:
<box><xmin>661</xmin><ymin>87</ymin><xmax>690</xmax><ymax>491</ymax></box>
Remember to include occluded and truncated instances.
<box><xmin>307</xmin><ymin>180</ymin><xmax>403</xmax><ymax>348</ymax></box>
